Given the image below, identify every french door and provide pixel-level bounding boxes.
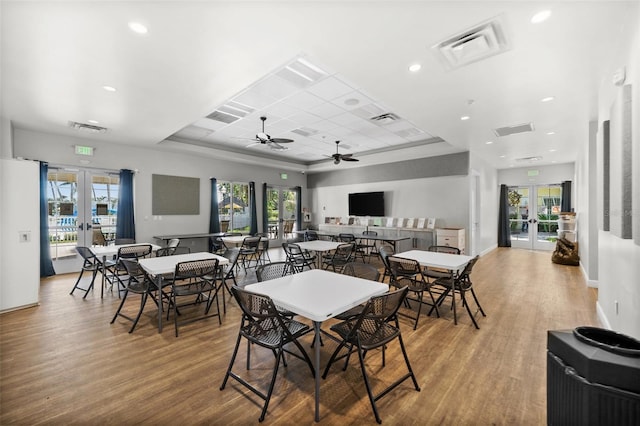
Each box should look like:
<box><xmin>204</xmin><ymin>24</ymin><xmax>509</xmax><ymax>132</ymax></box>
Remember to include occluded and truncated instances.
<box><xmin>508</xmin><ymin>184</ymin><xmax>562</xmax><ymax>250</ymax></box>
<box><xmin>47</xmin><ymin>168</ymin><xmax>119</xmax><ymax>273</ymax></box>
<box><xmin>266</xmin><ymin>186</ymin><xmax>297</xmax><ymax>246</ymax></box>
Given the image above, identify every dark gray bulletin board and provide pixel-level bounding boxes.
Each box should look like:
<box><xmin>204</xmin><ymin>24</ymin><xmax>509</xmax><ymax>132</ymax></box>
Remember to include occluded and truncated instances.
<box><xmin>152</xmin><ymin>174</ymin><xmax>200</xmax><ymax>215</ymax></box>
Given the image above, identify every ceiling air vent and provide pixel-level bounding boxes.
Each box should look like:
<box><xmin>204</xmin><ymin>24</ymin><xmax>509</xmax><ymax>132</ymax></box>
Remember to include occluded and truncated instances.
<box><xmin>276</xmin><ymin>57</ymin><xmax>327</xmax><ymax>88</ymax></box>
<box><xmin>516</xmin><ymin>156</ymin><xmax>543</xmax><ymax>163</ymax></box>
<box><xmin>370</xmin><ymin>112</ymin><xmax>400</xmax><ymax>125</ymax></box>
<box><xmin>207</xmin><ymin>100</ymin><xmax>255</xmax><ymax>124</ymax></box>
<box><xmin>493</xmin><ymin>122</ymin><xmax>535</xmax><ymax>137</ymax></box>
<box><xmin>432</xmin><ymin>15</ymin><xmax>510</xmax><ymax>70</ymax></box>
<box><xmin>291</xmin><ymin>127</ymin><xmax>319</xmax><ymax>137</ymax></box>
<box><xmin>68</xmin><ymin>121</ymin><xmax>107</xmax><ymax>133</ymax></box>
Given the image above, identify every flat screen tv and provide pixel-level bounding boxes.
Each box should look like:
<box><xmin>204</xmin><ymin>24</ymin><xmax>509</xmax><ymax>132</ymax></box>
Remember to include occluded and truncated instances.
<box><xmin>348</xmin><ymin>191</ymin><xmax>385</xmax><ymax>216</ymax></box>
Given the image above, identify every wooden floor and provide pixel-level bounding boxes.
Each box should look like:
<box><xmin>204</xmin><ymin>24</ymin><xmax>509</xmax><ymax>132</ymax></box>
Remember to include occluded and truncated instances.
<box><xmin>0</xmin><ymin>248</ymin><xmax>598</xmax><ymax>425</ymax></box>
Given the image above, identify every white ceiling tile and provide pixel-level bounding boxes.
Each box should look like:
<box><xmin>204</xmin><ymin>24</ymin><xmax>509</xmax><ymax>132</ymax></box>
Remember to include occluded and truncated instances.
<box><xmin>308</xmin><ymin>101</ymin><xmax>346</xmax><ymax>119</ymax></box>
<box><xmin>283</xmin><ymin>91</ymin><xmax>325</xmax><ymax>110</ymax></box>
<box><xmin>331</xmin><ymin>91</ymin><xmax>375</xmax><ymax>111</ymax></box>
<box><xmin>250</xmin><ymin>75</ymin><xmax>300</xmax><ymax>102</ymax></box>
<box><xmin>262</xmin><ymin>102</ymin><xmax>301</xmax><ymax>119</ymax></box>
<box><xmin>193</xmin><ymin>118</ymin><xmax>228</xmax><ymax>131</ymax></box>
<box><xmin>232</xmin><ymin>90</ymin><xmax>277</xmax><ymax>110</ymax></box>
<box><xmin>307</xmin><ymin>76</ymin><xmax>355</xmax><ymax>101</ymax></box>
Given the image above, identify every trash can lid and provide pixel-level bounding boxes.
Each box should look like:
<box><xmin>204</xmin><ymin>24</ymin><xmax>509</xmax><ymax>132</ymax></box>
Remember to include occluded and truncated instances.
<box><xmin>573</xmin><ymin>326</ymin><xmax>640</xmax><ymax>357</ymax></box>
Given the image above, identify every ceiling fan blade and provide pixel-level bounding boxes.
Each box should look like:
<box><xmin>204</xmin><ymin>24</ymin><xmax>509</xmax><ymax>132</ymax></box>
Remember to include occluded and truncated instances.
<box><xmin>269</xmin><ymin>137</ymin><xmax>294</xmax><ymax>144</ymax></box>
<box><xmin>245</xmin><ymin>141</ymin><xmax>262</xmax><ymax>148</ymax></box>
<box><xmin>269</xmin><ymin>141</ymin><xmax>289</xmax><ymax>151</ymax></box>
<box><xmin>341</xmin><ymin>156</ymin><xmax>359</xmax><ymax>162</ymax></box>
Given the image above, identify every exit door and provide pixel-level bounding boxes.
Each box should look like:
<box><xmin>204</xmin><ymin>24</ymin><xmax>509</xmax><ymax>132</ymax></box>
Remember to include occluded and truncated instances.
<box><xmin>508</xmin><ymin>184</ymin><xmax>562</xmax><ymax>251</ymax></box>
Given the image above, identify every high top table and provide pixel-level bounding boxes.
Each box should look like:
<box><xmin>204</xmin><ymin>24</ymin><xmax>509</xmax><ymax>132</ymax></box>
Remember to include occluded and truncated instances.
<box><xmin>138</xmin><ymin>252</ymin><xmax>229</xmax><ymax>333</ymax></box>
<box><xmin>245</xmin><ymin>269</ymin><xmax>388</xmax><ymax>422</ymax></box>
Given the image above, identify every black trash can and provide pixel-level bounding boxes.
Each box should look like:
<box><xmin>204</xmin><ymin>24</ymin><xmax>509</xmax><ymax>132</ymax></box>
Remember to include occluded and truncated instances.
<box><xmin>547</xmin><ymin>327</ymin><xmax>640</xmax><ymax>425</ymax></box>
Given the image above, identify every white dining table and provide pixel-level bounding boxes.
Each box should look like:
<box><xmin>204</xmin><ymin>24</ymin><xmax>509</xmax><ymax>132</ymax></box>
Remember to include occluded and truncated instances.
<box><xmin>138</xmin><ymin>252</ymin><xmax>229</xmax><ymax>333</ymax></box>
<box><xmin>245</xmin><ymin>269</ymin><xmax>388</xmax><ymax>422</ymax></box>
<box><xmin>294</xmin><ymin>240</ymin><xmax>342</xmax><ymax>268</ymax></box>
<box><xmin>394</xmin><ymin>249</ymin><xmax>473</xmax><ymax>324</ymax></box>
<box><xmin>90</xmin><ymin>243</ymin><xmax>161</xmax><ymax>298</ymax></box>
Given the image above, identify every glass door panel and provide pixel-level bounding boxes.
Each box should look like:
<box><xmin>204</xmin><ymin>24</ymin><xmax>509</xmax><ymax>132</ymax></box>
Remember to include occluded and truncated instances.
<box><xmin>266</xmin><ymin>186</ymin><xmax>297</xmax><ymax>245</ymax></box>
<box><xmin>508</xmin><ymin>184</ymin><xmax>561</xmax><ymax>250</ymax></box>
<box><xmin>217</xmin><ymin>181</ymin><xmax>249</xmax><ymax>233</ymax></box>
<box><xmin>47</xmin><ymin>169</ymin><xmax>120</xmax><ymax>273</ymax></box>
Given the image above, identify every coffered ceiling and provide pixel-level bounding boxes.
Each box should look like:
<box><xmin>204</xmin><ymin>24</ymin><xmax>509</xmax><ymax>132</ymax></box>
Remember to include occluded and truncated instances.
<box><xmin>1</xmin><ymin>1</ymin><xmax>637</xmax><ymax>173</ymax></box>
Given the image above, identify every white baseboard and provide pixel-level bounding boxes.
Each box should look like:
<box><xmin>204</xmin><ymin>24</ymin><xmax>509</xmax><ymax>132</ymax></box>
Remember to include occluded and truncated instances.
<box><xmin>596</xmin><ymin>301</ymin><xmax>611</xmax><ymax>330</ymax></box>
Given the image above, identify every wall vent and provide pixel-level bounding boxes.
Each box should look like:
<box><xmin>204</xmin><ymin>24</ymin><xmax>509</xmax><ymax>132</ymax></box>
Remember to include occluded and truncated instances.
<box><xmin>68</xmin><ymin>121</ymin><xmax>107</xmax><ymax>133</ymax></box>
<box><xmin>432</xmin><ymin>15</ymin><xmax>510</xmax><ymax>70</ymax></box>
<box><xmin>493</xmin><ymin>122</ymin><xmax>535</xmax><ymax>137</ymax></box>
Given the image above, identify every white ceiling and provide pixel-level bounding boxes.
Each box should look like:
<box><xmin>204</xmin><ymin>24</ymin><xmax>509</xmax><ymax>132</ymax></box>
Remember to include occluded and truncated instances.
<box><xmin>2</xmin><ymin>1</ymin><xmax>636</xmax><ymax>173</ymax></box>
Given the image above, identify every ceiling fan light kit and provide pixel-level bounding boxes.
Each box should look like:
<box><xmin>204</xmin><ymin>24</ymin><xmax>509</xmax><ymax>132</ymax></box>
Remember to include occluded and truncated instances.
<box><xmin>245</xmin><ymin>116</ymin><xmax>294</xmax><ymax>151</ymax></box>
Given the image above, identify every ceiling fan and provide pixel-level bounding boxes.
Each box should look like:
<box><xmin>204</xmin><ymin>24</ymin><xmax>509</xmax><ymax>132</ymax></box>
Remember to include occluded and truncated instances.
<box><xmin>330</xmin><ymin>140</ymin><xmax>359</xmax><ymax>164</ymax></box>
<box><xmin>245</xmin><ymin>116</ymin><xmax>294</xmax><ymax>151</ymax></box>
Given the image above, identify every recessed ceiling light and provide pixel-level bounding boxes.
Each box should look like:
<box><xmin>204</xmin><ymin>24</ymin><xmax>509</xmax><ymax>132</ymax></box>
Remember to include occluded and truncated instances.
<box><xmin>531</xmin><ymin>10</ymin><xmax>551</xmax><ymax>24</ymax></box>
<box><xmin>87</xmin><ymin>119</ymin><xmax>99</xmax><ymax>124</ymax></box>
<box><xmin>460</xmin><ymin>115</ymin><xmax>470</xmax><ymax>121</ymax></box>
<box><xmin>408</xmin><ymin>63</ymin><xmax>422</xmax><ymax>72</ymax></box>
<box><xmin>485</xmin><ymin>141</ymin><xmax>493</xmax><ymax>145</ymax></box>
<box><xmin>128</xmin><ymin>21</ymin><xmax>148</xmax><ymax>34</ymax></box>
<box><xmin>541</xmin><ymin>96</ymin><xmax>555</xmax><ymax>102</ymax></box>
<box><xmin>549</xmin><ymin>149</ymin><xmax>557</xmax><ymax>152</ymax></box>
<box><xmin>344</xmin><ymin>98</ymin><xmax>360</xmax><ymax>106</ymax></box>
<box><xmin>499</xmin><ymin>155</ymin><xmax>506</xmax><ymax>158</ymax></box>
<box><xmin>103</xmin><ymin>85</ymin><xmax>117</xmax><ymax>92</ymax></box>
<box><xmin>547</xmin><ymin>131</ymin><xmax>556</xmax><ymax>135</ymax></box>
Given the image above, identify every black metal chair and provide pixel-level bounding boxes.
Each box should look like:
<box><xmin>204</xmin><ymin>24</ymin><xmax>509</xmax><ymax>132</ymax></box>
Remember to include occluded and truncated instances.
<box><xmin>304</xmin><ymin>230</ymin><xmax>319</xmax><ymax>241</ymax></box>
<box><xmin>322</xmin><ymin>242</ymin><xmax>354</xmax><ymax>273</ymax></box>
<box><xmin>358</xmin><ymin>230</ymin><xmax>379</xmax><ymax>262</ymax></box>
<box><xmin>378</xmin><ymin>244</ymin><xmax>394</xmax><ymax>284</ymax></box>
<box><xmin>431</xmin><ymin>255</ymin><xmax>486</xmax><ymax>329</ymax></box>
<box><xmin>210</xmin><ymin>236</ymin><xmax>227</xmax><ymax>254</ymax></box>
<box><xmin>169</xmin><ymin>258</ymin><xmax>221</xmax><ymax>337</ymax></box>
<box><xmin>104</xmin><ymin>244</ymin><xmax>153</xmax><ymax>297</ymax></box>
<box><xmin>334</xmin><ymin>262</ymin><xmax>382</xmax><ymax>321</ymax></box>
<box><xmin>238</xmin><ymin>236</ymin><xmax>261</xmax><ymax>271</ymax></box>
<box><xmin>282</xmin><ymin>242</ymin><xmax>315</xmax><ymax>274</ymax></box>
<box><xmin>220</xmin><ymin>286</ymin><xmax>315</xmax><ymax>422</ymax></box>
<box><xmin>217</xmin><ymin>248</ymin><xmax>240</xmax><ymax>314</ymax></box>
<box><xmin>423</xmin><ymin>245</ymin><xmax>461</xmax><ymax>281</ymax></box>
<box><xmin>387</xmin><ymin>256</ymin><xmax>439</xmax><ymax>330</ymax></box>
<box><xmin>256</xmin><ymin>261</ymin><xmax>289</xmax><ymax>282</ymax></box>
<box><xmin>338</xmin><ymin>233</ymin><xmax>365</xmax><ymax>262</ymax></box>
<box><xmin>110</xmin><ymin>259</ymin><xmax>154</xmax><ymax>333</ymax></box>
<box><xmin>70</xmin><ymin>246</ymin><xmax>102</xmax><ymax>299</ymax></box>
<box><xmin>322</xmin><ymin>286</ymin><xmax>420</xmax><ymax>424</ymax></box>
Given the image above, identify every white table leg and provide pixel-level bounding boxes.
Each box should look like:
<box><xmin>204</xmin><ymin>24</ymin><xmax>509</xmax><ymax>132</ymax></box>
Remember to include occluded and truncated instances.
<box><xmin>313</xmin><ymin>321</ymin><xmax>321</xmax><ymax>422</ymax></box>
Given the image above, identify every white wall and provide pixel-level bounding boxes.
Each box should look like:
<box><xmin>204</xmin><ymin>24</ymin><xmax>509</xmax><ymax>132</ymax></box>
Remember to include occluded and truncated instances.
<box><xmin>0</xmin><ymin>159</ymin><xmax>40</xmax><ymax>312</ymax></box>
<box><xmin>12</xmin><ymin>128</ymin><xmax>307</xmax><ymax>252</ymax></box>
<box><xmin>592</xmin><ymin>4</ymin><xmax>640</xmax><ymax>339</ymax></box>
<box><xmin>498</xmin><ymin>163</ymin><xmax>575</xmax><ymax>188</ymax></box>
<box><xmin>470</xmin><ymin>153</ymin><xmax>499</xmax><ymax>256</ymax></box>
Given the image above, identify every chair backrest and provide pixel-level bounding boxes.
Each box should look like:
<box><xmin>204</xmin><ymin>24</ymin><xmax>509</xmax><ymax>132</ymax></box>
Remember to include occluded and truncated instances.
<box><xmin>231</xmin><ymin>286</ymin><xmax>280</xmax><ymax>322</ymax></box>
<box><xmin>343</xmin><ymin>262</ymin><xmax>380</xmax><ymax>282</ymax></box>
<box><xmin>387</xmin><ymin>256</ymin><xmax>421</xmax><ymax>279</ymax></box>
<box><xmin>256</xmin><ymin>261</ymin><xmax>289</xmax><ymax>282</ymax></box>
<box><xmin>378</xmin><ymin>245</ymin><xmax>394</xmax><ymax>268</ymax></box>
<box><xmin>173</xmin><ymin>258</ymin><xmax>219</xmax><ymax>281</ymax></box>
<box><xmin>338</xmin><ymin>233</ymin><xmax>356</xmax><ymax>243</ymax></box>
<box><xmin>210</xmin><ymin>236</ymin><xmax>226</xmax><ymax>253</ymax></box>
<box><xmin>92</xmin><ymin>228</ymin><xmax>107</xmax><ymax>246</ymax></box>
<box><xmin>224</xmin><ymin>232</ymin><xmax>242</xmax><ymax>237</ymax></box>
<box><xmin>76</xmin><ymin>246</ymin><xmax>97</xmax><ymax>263</ymax></box>
<box><xmin>119</xmin><ymin>258</ymin><xmax>146</xmax><ymax>283</ymax></box>
<box><xmin>304</xmin><ymin>230</ymin><xmax>319</xmax><ymax>241</ymax></box>
<box><xmin>361</xmin><ymin>286</ymin><xmax>409</xmax><ymax>322</ymax></box>
<box><xmin>167</xmin><ymin>238</ymin><xmax>180</xmax><ymax>248</ymax></box>
<box><xmin>114</xmin><ymin>238</ymin><xmax>135</xmax><ymax>245</ymax></box>
<box><xmin>172</xmin><ymin>247</ymin><xmax>191</xmax><ymax>255</ymax></box>
<box><xmin>117</xmin><ymin>244</ymin><xmax>152</xmax><ymax>260</ymax></box>
<box><xmin>155</xmin><ymin>247</ymin><xmax>173</xmax><ymax>257</ymax></box>
<box><xmin>328</xmin><ymin>243</ymin><xmax>354</xmax><ymax>266</ymax></box>
<box><xmin>456</xmin><ymin>255</ymin><xmax>480</xmax><ymax>290</ymax></box>
<box><xmin>222</xmin><ymin>247</ymin><xmax>240</xmax><ymax>266</ymax></box>
<box><xmin>241</xmin><ymin>236</ymin><xmax>261</xmax><ymax>250</ymax></box>
<box><xmin>428</xmin><ymin>245</ymin><xmax>461</xmax><ymax>255</ymax></box>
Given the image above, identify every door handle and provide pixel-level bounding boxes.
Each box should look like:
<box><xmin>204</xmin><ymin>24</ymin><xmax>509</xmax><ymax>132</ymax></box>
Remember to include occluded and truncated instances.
<box><xmin>78</xmin><ymin>222</ymin><xmax>84</xmax><ymax>230</ymax></box>
<box><xmin>86</xmin><ymin>223</ymin><xmax>93</xmax><ymax>230</ymax></box>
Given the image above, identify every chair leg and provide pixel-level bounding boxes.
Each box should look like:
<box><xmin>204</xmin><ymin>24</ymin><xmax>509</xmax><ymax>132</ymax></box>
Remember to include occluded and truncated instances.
<box><xmin>357</xmin><ymin>344</ymin><xmax>382</xmax><ymax>424</ymax></box>
<box><xmin>220</xmin><ymin>332</ymin><xmax>244</xmax><ymax>390</ymax></box>
<box><xmin>129</xmin><ymin>291</ymin><xmax>149</xmax><ymax>333</ymax></box>
<box><xmin>110</xmin><ymin>289</ymin><xmax>129</xmax><ymax>324</ymax></box>
<box><xmin>70</xmin><ymin>268</ymin><xmax>98</xmax><ymax>299</ymax></box>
